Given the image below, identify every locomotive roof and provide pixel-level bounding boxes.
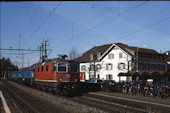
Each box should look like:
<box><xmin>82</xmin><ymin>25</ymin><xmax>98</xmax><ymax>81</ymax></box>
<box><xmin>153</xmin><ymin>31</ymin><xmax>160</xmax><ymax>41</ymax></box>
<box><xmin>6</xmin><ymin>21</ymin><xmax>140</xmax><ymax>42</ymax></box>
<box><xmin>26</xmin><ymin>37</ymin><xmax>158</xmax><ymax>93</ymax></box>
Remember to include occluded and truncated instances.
<box><xmin>11</xmin><ymin>67</ymin><xmax>34</xmax><ymax>74</ymax></box>
<box><xmin>35</xmin><ymin>58</ymin><xmax>79</xmax><ymax>66</ymax></box>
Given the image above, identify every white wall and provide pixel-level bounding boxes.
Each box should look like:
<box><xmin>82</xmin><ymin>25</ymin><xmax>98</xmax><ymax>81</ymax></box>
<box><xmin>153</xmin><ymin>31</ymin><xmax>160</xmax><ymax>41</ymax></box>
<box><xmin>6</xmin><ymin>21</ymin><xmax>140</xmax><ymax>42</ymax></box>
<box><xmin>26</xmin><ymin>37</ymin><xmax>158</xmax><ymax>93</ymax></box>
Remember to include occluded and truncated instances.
<box><xmin>80</xmin><ymin>45</ymin><xmax>132</xmax><ymax>82</ymax></box>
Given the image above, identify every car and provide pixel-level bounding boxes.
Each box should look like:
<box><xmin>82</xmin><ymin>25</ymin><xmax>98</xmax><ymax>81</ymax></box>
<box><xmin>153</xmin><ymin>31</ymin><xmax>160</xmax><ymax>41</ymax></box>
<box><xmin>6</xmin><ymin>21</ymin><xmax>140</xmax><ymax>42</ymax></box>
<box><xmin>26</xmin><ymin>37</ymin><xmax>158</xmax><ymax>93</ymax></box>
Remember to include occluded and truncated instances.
<box><xmin>86</xmin><ymin>78</ymin><xmax>103</xmax><ymax>84</ymax></box>
<box><xmin>103</xmin><ymin>80</ymin><xmax>116</xmax><ymax>86</ymax></box>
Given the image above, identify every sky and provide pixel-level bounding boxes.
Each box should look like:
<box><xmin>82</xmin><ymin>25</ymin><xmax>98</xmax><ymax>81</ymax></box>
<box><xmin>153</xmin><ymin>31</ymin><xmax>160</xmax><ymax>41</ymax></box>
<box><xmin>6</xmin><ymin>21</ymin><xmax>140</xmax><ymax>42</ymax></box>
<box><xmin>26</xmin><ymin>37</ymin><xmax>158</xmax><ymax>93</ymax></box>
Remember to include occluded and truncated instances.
<box><xmin>1</xmin><ymin>1</ymin><xmax>170</xmax><ymax>68</ymax></box>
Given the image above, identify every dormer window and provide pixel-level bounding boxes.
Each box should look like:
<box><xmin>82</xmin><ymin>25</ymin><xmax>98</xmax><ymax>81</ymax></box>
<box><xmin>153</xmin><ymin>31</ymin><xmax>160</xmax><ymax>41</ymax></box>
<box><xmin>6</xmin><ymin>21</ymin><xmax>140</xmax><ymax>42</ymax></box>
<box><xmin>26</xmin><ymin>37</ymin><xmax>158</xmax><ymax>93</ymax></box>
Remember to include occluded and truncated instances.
<box><xmin>90</xmin><ymin>53</ymin><xmax>94</xmax><ymax>60</ymax></box>
<box><xmin>119</xmin><ymin>53</ymin><xmax>122</xmax><ymax>59</ymax></box>
<box><xmin>108</xmin><ymin>54</ymin><xmax>114</xmax><ymax>59</ymax></box>
<box><xmin>97</xmin><ymin>52</ymin><xmax>101</xmax><ymax>60</ymax></box>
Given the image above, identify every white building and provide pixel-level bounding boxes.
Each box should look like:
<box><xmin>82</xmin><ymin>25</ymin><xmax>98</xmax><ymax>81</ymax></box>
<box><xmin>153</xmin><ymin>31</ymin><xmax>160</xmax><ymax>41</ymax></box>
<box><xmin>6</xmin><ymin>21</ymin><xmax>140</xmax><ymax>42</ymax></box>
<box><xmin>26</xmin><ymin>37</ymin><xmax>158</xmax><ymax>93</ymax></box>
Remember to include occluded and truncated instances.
<box><xmin>77</xmin><ymin>43</ymin><xmax>167</xmax><ymax>82</ymax></box>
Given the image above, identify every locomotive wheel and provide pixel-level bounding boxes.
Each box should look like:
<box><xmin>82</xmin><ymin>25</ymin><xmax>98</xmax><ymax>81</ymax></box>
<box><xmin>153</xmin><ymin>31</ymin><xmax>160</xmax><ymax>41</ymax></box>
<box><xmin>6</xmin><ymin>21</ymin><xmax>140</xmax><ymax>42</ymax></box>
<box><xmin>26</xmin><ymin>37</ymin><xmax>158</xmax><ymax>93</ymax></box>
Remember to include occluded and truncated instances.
<box><xmin>55</xmin><ymin>89</ymin><xmax>61</xmax><ymax>95</ymax></box>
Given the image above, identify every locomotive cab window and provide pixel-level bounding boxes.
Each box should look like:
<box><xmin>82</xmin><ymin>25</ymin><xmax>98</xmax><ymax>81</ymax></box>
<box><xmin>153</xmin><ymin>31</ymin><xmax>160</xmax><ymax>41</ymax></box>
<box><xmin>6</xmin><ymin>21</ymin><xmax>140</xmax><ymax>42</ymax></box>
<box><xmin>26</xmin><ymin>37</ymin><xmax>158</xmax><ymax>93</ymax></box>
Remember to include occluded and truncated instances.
<box><xmin>70</xmin><ymin>63</ymin><xmax>79</xmax><ymax>73</ymax></box>
<box><xmin>46</xmin><ymin>65</ymin><xmax>48</xmax><ymax>71</ymax></box>
<box><xmin>42</xmin><ymin>66</ymin><xmax>43</xmax><ymax>72</ymax></box>
<box><xmin>54</xmin><ymin>63</ymin><xmax>57</xmax><ymax>72</ymax></box>
<box><xmin>58</xmin><ymin>63</ymin><xmax>67</xmax><ymax>72</ymax></box>
<box><xmin>38</xmin><ymin>67</ymin><xmax>39</xmax><ymax>72</ymax></box>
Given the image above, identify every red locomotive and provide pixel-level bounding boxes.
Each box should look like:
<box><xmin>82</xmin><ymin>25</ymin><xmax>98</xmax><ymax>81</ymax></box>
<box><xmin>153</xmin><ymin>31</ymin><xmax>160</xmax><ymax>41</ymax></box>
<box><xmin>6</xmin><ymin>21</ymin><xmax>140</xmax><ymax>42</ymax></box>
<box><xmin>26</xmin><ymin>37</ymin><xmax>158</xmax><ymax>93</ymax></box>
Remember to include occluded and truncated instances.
<box><xmin>34</xmin><ymin>59</ymin><xmax>80</xmax><ymax>95</ymax></box>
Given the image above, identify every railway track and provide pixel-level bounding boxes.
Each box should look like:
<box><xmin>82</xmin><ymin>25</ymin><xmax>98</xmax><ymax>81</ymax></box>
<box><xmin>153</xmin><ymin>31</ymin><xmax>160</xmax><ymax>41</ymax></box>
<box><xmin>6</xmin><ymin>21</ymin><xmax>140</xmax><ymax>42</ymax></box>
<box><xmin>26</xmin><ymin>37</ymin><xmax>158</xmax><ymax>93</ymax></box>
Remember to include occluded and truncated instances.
<box><xmin>66</xmin><ymin>94</ymin><xmax>147</xmax><ymax>113</ymax></box>
<box><xmin>3</xmin><ymin>80</ymin><xmax>170</xmax><ymax>113</ymax></box>
<box><xmin>1</xmin><ymin>80</ymin><xmax>39</xmax><ymax>113</ymax></box>
<box><xmin>5</xmin><ymin>87</ymin><xmax>40</xmax><ymax>113</ymax></box>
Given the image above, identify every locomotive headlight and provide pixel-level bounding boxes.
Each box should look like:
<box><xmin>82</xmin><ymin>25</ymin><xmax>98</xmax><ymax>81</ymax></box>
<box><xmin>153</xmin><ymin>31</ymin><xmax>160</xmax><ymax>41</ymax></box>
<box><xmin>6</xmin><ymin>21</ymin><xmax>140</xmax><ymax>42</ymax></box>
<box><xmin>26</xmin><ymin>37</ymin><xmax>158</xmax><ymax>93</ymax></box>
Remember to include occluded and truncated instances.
<box><xmin>75</xmin><ymin>79</ymin><xmax>77</xmax><ymax>81</ymax></box>
<box><xmin>66</xmin><ymin>74</ymin><xmax>71</xmax><ymax>78</ymax></box>
<box><xmin>59</xmin><ymin>79</ymin><xmax>62</xmax><ymax>81</ymax></box>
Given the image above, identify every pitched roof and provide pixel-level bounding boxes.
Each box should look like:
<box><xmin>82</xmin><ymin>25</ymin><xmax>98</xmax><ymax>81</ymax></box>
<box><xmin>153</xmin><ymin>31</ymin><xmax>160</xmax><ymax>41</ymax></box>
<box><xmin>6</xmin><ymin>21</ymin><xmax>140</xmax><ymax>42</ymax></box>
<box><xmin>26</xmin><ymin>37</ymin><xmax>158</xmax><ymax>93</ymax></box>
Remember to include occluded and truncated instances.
<box><xmin>77</xmin><ymin>42</ymin><xmax>165</xmax><ymax>63</ymax></box>
<box><xmin>116</xmin><ymin>43</ymin><xmax>159</xmax><ymax>57</ymax></box>
<box><xmin>76</xmin><ymin>44</ymin><xmax>112</xmax><ymax>62</ymax></box>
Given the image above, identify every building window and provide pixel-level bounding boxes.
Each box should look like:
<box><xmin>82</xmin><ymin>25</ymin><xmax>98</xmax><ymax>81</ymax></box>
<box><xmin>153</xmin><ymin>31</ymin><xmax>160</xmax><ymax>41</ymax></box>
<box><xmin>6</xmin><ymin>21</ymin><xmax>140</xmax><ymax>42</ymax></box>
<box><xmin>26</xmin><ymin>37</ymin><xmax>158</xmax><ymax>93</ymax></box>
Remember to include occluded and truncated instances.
<box><xmin>38</xmin><ymin>67</ymin><xmax>39</xmax><ymax>72</ymax></box>
<box><xmin>160</xmin><ymin>65</ymin><xmax>165</xmax><ymax>71</ymax></box>
<box><xmin>151</xmin><ymin>64</ymin><xmax>155</xmax><ymax>70</ymax></box>
<box><xmin>108</xmin><ymin>54</ymin><xmax>114</xmax><ymax>59</ymax></box>
<box><xmin>106</xmin><ymin>74</ymin><xmax>113</xmax><ymax>80</ymax></box>
<box><xmin>146</xmin><ymin>64</ymin><xmax>150</xmax><ymax>70</ymax></box>
<box><xmin>168</xmin><ymin>76</ymin><xmax>170</xmax><ymax>81</ymax></box>
<box><xmin>90</xmin><ymin>64</ymin><xmax>95</xmax><ymax>71</ymax></box>
<box><xmin>119</xmin><ymin>53</ymin><xmax>122</xmax><ymax>59</ymax></box>
<box><xmin>97</xmin><ymin>52</ymin><xmax>101</xmax><ymax>60</ymax></box>
<box><xmin>90</xmin><ymin>53</ymin><xmax>94</xmax><ymax>60</ymax></box>
<box><xmin>106</xmin><ymin>63</ymin><xmax>112</xmax><ymax>70</ymax></box>
<box><xmin>46</xmin><ymin>65</ymin><xmax>48</xmax><ymax>71</ymax></box>
<box><xmin>70</xmin><ymin>63</ymin><xmax>79</xmax><ymax>73</ymax></box>
<box><xmin>118</xmin><ymin>63</ymin><xmax>125</xmax><ymax>70</ymax></box>
<box><xmin>96</xmin><ymin>64</ymin><xmax>101</xmax><ymax>70</ymax></box>
<box><xmin>97</xmin><ymin>74</ymin><xmax>100</xmax><ymax>79</ymax></box>
<box><xmin>157</xmin><ymin>64</ymin><xmax>160</xmax><ymax>71</ymax></box>
<box><xmin>58</xmin><ymin>63</ymin><xmax>67</xmax><ymax>72</ymax></box>
<box><xmin>154</xmin><ymin>64</ymin><xmax>157</xmax><ymax>70</ymax></box>
<box><xmin>54</xmin><ymin>63</ymin><xmax>57</xmax><ymax>72</ymax></box>
<box><xmin>41</xmin><ymin>66</ymin><xmax>43</xmax><ymax>72</ymax></box>
<box><xmin>140</xmin><ymin>63</ymin><xmax>144</xmax><ymax>70</ymax></box>
<box><xmin>81</xmin><ymin>65</ymin><xmax>86</xmax><ymax>71</ymax></box>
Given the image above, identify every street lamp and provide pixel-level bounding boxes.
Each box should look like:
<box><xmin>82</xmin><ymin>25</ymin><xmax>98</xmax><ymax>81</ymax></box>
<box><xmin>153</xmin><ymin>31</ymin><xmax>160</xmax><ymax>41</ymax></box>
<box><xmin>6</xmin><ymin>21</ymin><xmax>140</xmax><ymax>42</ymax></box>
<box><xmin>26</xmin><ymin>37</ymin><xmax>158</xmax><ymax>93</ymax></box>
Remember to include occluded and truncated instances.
<box><xmin>136</xmin><ymin>47</ymin><xmax>139</xmax><ymax>72</ymax></box>
<box><xmin>136</xmin><ymin>45</ymin><xmax>148</xmax><ymax>72</ymax></box>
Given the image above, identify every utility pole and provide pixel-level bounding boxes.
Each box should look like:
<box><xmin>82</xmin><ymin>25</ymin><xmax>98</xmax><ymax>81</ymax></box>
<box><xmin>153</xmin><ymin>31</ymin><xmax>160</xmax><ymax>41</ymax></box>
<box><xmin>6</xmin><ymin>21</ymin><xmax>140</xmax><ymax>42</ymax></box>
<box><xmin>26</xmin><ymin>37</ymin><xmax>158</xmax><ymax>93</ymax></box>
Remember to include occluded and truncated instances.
<box><xmin>136</xmin><ymin>47</ymin><xmax>139</xmax><ymax>72</ymax></box>
<box><xmin>41</xmin><ymin>42</ymin><xmax>44</xmax><ymax>62</ymax></box>
<box><xmin>18</xmin><ymin>33</ymin><xmax>21</xmax><ymax>57</ymax></box>
<box><xmin>39</xmin><ymin>45</ymin><xmax>41</xmax><ymax>62</ymax></box>
<box><xmin>40</xmin><ymin>40</ymin><xmax>49</xmax><ymax>63</ymax></box>
<box><xmin>21</xmin><ymin>53</ymin><xmax>24</xmax><ymax>68</ymax></box>
<box><xmin>28</xmin><ymin>61</ymin><xmax>29</xmax><ymax>67</ymax></box>
<box><xmin>44</xmin><ymin>40</ymin><xmax>49</xmax><ymax>61</ymax></box>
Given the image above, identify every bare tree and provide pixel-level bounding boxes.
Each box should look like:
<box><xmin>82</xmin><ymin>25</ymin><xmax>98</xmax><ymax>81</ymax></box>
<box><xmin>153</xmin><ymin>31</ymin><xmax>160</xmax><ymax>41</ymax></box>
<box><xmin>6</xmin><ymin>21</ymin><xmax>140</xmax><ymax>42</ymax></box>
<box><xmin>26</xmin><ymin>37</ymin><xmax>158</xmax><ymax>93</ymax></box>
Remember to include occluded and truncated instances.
<box><xmin>87</xmin><ymin>47</ymin><xmax>102</xmax><ymax>79</ymax></box>
<box><xmin>68</xmin><ymin>47</ymin><xmax>80</xmax><ymax>60</ymax></box>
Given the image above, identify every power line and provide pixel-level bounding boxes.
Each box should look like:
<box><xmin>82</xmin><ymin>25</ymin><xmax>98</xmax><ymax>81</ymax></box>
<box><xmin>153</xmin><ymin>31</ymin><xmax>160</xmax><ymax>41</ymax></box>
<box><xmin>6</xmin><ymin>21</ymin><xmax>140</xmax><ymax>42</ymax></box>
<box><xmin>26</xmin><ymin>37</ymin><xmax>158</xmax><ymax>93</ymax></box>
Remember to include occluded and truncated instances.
<box><xmin>22</xmin><ymin>1</ymin><xmax>62</xmax><ymax>48</ymax></box>
<box><xmin>24</xmin><ymin>2</ymin><xmax>33</xmax><ymax>24</ymax></box>
<box><xmin>50</xmin><ymin>2</ymin><xmax>98</xmax><ymax>42</ymax></box>
<box><xmin>114</xmin><ymin>16</ymin><xmax>170</xmax><ymax>42</ymax></box>
<box><xmin>52</xmin><ymin>1</ymin><xmax>148</xmax><ymax>49</ymax></box>
<box><xmin>39</xmin><ymin>2</ymin><xmax>48</xmax><ymax>39</ymax></box>
<box><xmin>74</xmin><ymin>3</ymin><xmax>117</xmax><ymax>31</ymax></box>
<box><xmin>72</xmin><ymin>1</ymin><xmax>147</xmax><ymax>39</ymax></box>
<box><xmin>52</xmin><ymin>15</ymin><xmax>170</xmax><ymax>53</ymax></box>
<box><xmin>0</xmin><ymin>48</ymin><xmax>39</xmax><ymax>51</ymax></box>
<box><xmin>1</xmin><ymin>51</ymin><xmax>38</xmax><ymax>55</ymax></box>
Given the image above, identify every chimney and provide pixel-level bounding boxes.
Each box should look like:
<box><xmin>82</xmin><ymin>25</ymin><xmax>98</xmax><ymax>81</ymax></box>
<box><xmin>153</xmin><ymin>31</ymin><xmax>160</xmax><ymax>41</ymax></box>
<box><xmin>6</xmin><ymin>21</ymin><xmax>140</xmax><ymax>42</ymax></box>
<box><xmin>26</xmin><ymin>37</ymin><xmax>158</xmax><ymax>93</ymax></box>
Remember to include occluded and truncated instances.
<box><xmin>159</xmin><ymin>50</ymin><xmax>162</xmax><ymax>54</ymax></box>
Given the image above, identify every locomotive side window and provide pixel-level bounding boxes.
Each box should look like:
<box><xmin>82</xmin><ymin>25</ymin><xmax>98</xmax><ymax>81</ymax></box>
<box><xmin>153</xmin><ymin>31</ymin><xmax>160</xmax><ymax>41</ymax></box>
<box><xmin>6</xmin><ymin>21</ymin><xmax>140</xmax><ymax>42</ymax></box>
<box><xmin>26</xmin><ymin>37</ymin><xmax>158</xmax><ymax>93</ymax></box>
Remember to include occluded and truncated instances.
<box><xmin>42</xmin><ymin>66</ymin><xmax>43</xmax><ymax>72</ymax></box>
<box><xmin>46</xmin><ymin>65</ymin><xmax>48</xmax><ymax>71</ymax></box>
<box><xmin>54</xmin><ymin>63</ymin><xmax>57</xmax><ymax>72</ymax></box>
<box><xmin>58</xmin><ymin>63</ymin><xmax>67</xmax><ymax>72</ymax></box>
<box><xmin>38</xmin><ymin>67</ymin><xmax>39</xmax><ymax>72</ymax></box>
<box><xmin>70</xmin><ymin>63</ymin><xmax>79</xmax><ymax>73</ymax></box>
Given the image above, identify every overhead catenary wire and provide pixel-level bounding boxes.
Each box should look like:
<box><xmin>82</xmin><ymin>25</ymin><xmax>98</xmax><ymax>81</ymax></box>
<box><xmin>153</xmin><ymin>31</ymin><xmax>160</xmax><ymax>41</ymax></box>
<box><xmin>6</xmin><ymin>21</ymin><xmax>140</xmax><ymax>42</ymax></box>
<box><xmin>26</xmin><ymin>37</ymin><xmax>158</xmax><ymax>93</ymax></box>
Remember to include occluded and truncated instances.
<box><xmin>72</xmin><ymin>1</ymin><xmax>148</xmax><ymax>40</ymax></box>
<box><xmin>113</xmin><ymin>16</ymin><xmax>170</xmax><ymax>42</ymax></box>
<box><xmin>52</xmin><ymin>15</ymin><xmax>170</xmax><ymax>52</ymax></box>
<box><xmin>22</xmin><ymin>1</ymin><xmax>62</xmax><ymax>48</ymax></box>
<box><xmin>39</xmin><ymin>2</ymin><xmax>48</xmax><ymax>39</ymax></box>
<box><xmin>50</xmin><ymin>2</ymin><xmax>99</xmax><ymax>41</ymax></box>
<box><xmin>52</xmin><ymin>1</ymin><xmax>148</xmax><ymax>49</ymax></box>
<box><xmin>74</xmin><ymin>3</ymin><xmax>117</xmax><ymax>31</ymax></box>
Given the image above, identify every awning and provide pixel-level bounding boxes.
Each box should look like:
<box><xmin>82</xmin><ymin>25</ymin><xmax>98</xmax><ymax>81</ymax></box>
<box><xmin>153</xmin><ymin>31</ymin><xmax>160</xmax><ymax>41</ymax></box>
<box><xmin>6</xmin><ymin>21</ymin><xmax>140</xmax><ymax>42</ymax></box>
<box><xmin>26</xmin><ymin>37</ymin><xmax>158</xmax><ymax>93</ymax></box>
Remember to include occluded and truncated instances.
<box><xmin>118</xmin><ymin>71</ymin><xmax>170</xmax><ymax>77</ymax></box>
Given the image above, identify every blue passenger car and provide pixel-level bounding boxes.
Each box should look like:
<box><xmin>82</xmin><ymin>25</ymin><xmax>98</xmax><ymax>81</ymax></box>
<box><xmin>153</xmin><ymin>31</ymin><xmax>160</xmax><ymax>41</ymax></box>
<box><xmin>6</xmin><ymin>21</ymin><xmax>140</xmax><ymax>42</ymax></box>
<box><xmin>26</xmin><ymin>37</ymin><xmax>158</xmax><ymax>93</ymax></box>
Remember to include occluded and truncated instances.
<box><xmin>10</xmin><ymin>72</ymin><xmax>20</xmax><ymax>81</ymax></box>
<box><xmin>20</xmin><ymin>68</ymin><xmax>34</xmax><ymax>85</ymax></box>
